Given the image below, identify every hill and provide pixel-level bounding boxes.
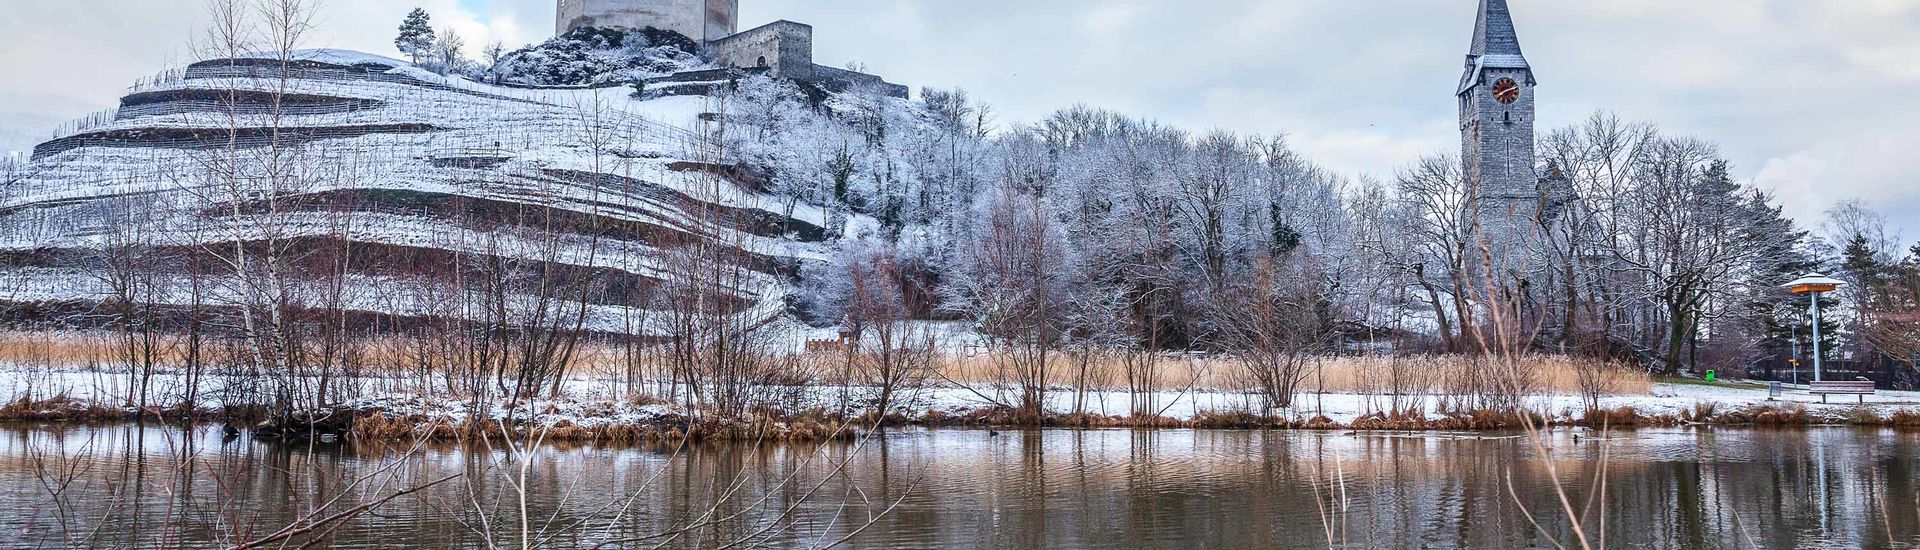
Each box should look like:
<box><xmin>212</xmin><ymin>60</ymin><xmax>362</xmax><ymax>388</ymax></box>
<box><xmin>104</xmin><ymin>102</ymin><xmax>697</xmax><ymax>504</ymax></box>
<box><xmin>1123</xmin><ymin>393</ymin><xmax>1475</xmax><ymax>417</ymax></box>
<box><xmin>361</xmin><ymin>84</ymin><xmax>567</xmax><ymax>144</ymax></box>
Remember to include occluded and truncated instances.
<box><xmin>0</xmin><ymin>46</ymin><xmax>875</xmax><ymax>338</ymax></box>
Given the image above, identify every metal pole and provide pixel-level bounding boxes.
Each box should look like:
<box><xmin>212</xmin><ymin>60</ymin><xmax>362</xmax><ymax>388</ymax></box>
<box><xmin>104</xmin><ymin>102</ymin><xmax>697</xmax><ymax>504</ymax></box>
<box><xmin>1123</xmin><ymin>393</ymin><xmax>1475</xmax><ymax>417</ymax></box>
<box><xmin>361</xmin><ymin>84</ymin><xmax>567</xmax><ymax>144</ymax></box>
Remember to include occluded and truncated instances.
<box><xmin>1811</xmin><ymin>290</ymin><xmax>1823</xmax><ymax>383</ymax></box>
<box><xmin>1790</xmin><ymin>326</ymin><xmax>1799</xmax><ymax>386</ymax></box>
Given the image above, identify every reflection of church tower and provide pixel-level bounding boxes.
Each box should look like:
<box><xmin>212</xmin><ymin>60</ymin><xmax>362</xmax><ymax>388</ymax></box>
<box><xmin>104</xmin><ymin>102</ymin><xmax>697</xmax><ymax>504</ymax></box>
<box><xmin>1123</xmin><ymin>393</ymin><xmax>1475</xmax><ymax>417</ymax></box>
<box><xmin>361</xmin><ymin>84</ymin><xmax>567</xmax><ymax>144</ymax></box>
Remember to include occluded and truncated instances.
<box><xmin>1458</xmin><ymin>0</ymin><xmax>1541</xmax><ymax>275</ymax></box>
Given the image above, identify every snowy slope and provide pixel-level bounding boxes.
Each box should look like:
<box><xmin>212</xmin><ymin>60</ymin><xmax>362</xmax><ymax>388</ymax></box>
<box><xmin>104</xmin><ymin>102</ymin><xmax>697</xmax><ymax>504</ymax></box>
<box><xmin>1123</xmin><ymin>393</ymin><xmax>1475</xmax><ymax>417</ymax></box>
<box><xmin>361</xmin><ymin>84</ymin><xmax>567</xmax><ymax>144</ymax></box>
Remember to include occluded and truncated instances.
<box><xmin>0</xmin><ymin>48</ymin><xmax>832</xmax><ymax>335</ymax></box>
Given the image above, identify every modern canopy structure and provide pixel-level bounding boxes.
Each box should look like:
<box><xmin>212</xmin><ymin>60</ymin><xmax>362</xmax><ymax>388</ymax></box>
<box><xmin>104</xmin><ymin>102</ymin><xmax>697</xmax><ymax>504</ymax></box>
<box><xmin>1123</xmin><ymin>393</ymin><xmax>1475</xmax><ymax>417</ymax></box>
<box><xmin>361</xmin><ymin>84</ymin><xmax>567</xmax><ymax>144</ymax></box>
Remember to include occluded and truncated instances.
<box><xmin>1785</xmin><ymin>273</ymin><xmax>1846</xmax><ymax>382</ymax></box>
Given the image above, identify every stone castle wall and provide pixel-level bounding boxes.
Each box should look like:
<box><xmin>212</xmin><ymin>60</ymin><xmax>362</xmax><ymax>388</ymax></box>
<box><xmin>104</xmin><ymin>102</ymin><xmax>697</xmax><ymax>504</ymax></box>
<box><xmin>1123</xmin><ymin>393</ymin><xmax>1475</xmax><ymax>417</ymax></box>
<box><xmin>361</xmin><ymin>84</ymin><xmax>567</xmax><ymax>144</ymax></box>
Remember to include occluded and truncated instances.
<box><xmin>554</xmin><ymin>1</ymin><xmax>907</xmax><ymax>99</ymax></box>
<box><xmin>556</xmin><ymin>0</ymin><xmax>738</xmax><ymax>42</ymax></box>
<box><xmin>708</xmin><ymin>20</ymin><xmax>814</xmax><ymax>81</ymax></box>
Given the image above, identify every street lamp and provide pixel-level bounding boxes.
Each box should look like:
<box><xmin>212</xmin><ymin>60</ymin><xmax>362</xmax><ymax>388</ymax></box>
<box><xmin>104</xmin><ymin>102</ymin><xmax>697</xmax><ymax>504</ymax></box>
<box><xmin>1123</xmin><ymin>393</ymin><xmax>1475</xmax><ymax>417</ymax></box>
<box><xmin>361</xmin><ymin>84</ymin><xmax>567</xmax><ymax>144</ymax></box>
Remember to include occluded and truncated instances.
<box><xmin>1784</xmin><ymin>273</ymin><xmax>1845</xmax><ymax>383</ymax></box>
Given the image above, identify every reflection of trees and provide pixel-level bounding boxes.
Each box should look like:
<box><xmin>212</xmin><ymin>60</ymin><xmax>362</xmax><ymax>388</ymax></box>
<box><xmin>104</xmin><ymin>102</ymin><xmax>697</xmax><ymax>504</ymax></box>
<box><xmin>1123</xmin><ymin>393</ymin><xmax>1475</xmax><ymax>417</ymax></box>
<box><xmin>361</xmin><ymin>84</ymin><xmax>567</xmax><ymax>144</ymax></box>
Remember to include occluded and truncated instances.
<box><xmin>12</xmin><ymin>427</ymin><xmax>1920</xmax><ymax>547</ymax></box>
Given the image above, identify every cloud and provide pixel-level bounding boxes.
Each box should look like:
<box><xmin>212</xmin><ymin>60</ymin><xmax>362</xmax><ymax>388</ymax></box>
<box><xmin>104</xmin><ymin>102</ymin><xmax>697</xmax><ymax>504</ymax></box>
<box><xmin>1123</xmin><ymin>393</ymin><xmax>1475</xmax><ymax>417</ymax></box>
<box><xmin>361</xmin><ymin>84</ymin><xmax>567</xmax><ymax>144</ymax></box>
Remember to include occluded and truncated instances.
<box><xmin>1755</xmin><ymin>125</ymin><xmax>1920</xmax><ymax>243</ymax></box>
<box><xmin>5</xmin><ymin>0</ymin><xmax>1920</xmax><ymax>237</ymax></box>
<box><xmin>1754</xmin><ymin>150</ymin><xmax>1833</xmax><ymax>224</ymax></box>
<box><xmin>1081</xmin><ymin>4</ymin><xmax>1143</xmax><ymax>35</ymax></box>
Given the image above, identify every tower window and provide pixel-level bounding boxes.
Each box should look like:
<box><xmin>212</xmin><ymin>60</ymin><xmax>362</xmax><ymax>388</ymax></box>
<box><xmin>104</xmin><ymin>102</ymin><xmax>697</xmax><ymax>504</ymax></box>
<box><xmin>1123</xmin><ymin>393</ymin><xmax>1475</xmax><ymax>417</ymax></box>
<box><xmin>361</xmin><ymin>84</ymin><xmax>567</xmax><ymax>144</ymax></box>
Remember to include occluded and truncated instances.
<box><xmin>757</xmin><ymin>56</ymin><xmax>768</xmax><ymax>68</ymax></box>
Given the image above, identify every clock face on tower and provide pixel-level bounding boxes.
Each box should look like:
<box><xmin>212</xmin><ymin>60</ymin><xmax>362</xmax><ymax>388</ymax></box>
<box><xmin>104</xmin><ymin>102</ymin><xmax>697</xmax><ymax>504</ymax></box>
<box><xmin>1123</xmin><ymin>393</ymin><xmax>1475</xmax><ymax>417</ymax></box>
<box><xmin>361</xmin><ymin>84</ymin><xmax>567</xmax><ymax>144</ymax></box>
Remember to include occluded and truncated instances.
<box><xmin>1492</xmin><ymin>78</ymin><xmax>1520</xmax><ymax>104</ymax></box>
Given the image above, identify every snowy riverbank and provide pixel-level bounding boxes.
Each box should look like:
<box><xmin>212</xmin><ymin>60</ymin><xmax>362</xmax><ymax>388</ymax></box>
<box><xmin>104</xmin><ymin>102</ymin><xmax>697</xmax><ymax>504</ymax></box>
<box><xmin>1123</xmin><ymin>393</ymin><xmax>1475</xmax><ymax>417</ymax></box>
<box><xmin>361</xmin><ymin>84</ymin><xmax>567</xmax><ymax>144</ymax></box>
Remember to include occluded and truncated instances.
<box><xmin>8</xmin><ymin>363</ymin><xmax>1920</xmax><ymax>433</ymax></box>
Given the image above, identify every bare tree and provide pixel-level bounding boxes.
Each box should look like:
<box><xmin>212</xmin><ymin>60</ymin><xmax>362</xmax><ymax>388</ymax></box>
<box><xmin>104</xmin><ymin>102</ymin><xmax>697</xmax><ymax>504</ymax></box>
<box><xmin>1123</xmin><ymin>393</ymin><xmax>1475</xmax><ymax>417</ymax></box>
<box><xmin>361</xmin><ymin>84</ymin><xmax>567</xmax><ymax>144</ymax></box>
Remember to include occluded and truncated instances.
<box><xmin>1538</xmin><ymin>112</ymin><xmax>1656</xmax><ymax>350</ymax></box>
<box><xmin>942</xmin><ymin>182</ymin><xmax>1071</xmax><ymax>421</ymax></box>
<box><xmin>1612</xmin><ymin>141</ymin><xmax>1785</xmax><ymax>374</ymax></box>
<box><xmin>1395</xmin><ymin>154</ymin><xmax>1476</xmax><ymax>351</ymax></box>
<box><xmin>433</xmin><ymin>27</ymin><xmax>467</xmax><ymax>76</ymax></box>
<box><xmin>88</xmin><ymin>192</ymin><xmax>172</xmax><ymax>409</ymax></box>
<box><xmin>1212</xmin><ymin>256</ymin><xmax>1333</xmax><ymax>411</ymax></box>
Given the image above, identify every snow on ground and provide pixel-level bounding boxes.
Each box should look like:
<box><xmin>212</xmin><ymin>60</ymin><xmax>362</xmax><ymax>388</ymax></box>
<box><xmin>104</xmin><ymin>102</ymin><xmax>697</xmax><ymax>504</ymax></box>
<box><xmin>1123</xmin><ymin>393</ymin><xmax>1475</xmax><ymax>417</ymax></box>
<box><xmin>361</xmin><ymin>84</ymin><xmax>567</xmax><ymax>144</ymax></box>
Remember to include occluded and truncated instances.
<box><xmin>907</xmin><ymin>380</ymin><xmax>1920</xmax><ymax>425</ymax></box>
<box><xmin>8</xmin><ymin>360</ymin><xmax>1920</xmax><ymax>428</ymax></box>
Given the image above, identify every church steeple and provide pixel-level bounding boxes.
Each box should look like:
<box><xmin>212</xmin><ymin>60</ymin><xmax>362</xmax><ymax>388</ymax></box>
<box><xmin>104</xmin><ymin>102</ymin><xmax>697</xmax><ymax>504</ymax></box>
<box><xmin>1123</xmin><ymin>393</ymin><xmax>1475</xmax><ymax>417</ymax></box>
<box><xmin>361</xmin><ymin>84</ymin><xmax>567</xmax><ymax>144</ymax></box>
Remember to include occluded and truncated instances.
<box><xmin>1457</xmin><ymin>0</ymin><xmax>1540</xmax><ymax>229</ymax></box>
<box><xmin>1469</xmin><ymin>0</ymin><xmax>1526</xmax><ymax>59</ymax></box>
<box><xmin>1460</xmin><ymin>0</ymin><xmax>1533</xmax><ymax>94</ymax></box>
<box><xmin>1456</xmin><ymin>0</ymin><xmax>1553</xmax><ymax>292</ymax></box>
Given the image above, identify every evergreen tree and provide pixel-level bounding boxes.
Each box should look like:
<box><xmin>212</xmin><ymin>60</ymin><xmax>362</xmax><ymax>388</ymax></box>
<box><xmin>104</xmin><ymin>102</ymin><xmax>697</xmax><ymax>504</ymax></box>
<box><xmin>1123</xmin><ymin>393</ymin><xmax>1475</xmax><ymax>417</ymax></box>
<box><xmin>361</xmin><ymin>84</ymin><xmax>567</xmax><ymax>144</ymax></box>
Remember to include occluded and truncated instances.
<box><xmin>1841</xmin><ymin>233</ymin><xmax>1886</xmax><ymax>297</ymax></box>
<box><xmin>1838</xmin><ymin>233</ymin><xmax>1888</xmax><ymax>359</ymax></box>
<box><xmin>395</xmin><ymin>8</ymin><xmax>436</xmax><ymax>64</ymax></box>
<box><xmin>1268</xmin><ymin>200</ymin><xmax>1301</xmax><ymax>257</ymax></box>
<box><xmin>1733</xmin><ymin>195</ymin><xmax>1819</xmax><ymax>379</ymax></box>
<box><xmin>828</xmin><ymin>147</ymin><xmax>854</xmax><ymax>206</ymax></box>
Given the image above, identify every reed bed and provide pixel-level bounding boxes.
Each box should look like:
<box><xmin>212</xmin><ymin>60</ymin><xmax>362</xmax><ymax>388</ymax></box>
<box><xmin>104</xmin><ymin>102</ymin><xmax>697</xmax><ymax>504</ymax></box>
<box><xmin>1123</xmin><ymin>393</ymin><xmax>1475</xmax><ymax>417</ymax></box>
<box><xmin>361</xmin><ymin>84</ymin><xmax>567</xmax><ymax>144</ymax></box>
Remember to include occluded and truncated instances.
<box><xmin>0</xmin><ymin>330</ymin><xmax>1651</xmax><ymax>397</ymax></box>
<box><xmin>19</xmin><ymin>326</ymin><xmax>1920</xmax><ymax>432</ymax></box>
<box><xmin>934</xmin><ymin>352</ymin><xmax>1652</xmax><ymax>396</ymax></box>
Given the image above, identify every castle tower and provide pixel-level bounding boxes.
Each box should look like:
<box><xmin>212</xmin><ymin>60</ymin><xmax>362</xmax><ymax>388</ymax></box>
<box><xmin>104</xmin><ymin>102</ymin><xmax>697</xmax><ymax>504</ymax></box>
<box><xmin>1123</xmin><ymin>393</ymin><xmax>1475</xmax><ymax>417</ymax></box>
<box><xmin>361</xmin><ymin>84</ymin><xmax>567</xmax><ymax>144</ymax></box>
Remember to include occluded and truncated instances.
<box><xmin>1458</xmin><ymin>0</ymin><xmax>1539</xmax><ymax>270</ymax></box>
<box><xmin>556</xmin><ymin>0</ymin><xmax>738</xmax><ymax>42</ymax></box>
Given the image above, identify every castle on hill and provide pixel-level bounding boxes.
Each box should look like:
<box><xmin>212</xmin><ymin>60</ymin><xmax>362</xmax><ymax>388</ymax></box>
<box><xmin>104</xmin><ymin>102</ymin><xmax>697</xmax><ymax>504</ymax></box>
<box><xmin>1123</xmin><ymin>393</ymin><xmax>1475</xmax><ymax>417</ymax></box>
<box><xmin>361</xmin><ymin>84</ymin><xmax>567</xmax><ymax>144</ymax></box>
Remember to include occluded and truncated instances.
<box><xmin>556</xmin><ymin>0</ymin><xmax>907</xmax><ymax>98</ymax></box>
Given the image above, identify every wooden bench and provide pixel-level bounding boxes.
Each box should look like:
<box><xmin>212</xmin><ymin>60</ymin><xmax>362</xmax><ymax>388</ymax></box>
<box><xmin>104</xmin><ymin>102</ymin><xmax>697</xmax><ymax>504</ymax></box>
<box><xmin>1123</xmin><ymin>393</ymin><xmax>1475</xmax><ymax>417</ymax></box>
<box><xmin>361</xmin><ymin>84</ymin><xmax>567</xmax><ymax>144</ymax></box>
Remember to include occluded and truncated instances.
<box><xmin>1810</xmin><ymin>380</ymin><xmax>1877</xmax><ymax>403</ymax></box>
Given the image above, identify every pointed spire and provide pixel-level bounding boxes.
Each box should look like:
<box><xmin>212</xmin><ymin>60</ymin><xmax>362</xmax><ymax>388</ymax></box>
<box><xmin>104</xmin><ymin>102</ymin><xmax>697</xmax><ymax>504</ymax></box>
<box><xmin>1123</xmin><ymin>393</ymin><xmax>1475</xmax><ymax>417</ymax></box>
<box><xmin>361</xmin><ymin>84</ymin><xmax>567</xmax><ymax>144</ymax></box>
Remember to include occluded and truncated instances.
<box><xmin>1460</xmin><ymin>0</ymin><xmax>1531</xmax><ymax>93</ymax></box>
<box><xmin>1469</xmin><ymin>0</ymin><xmax>1525</xmax><ymax>58</ymax></box>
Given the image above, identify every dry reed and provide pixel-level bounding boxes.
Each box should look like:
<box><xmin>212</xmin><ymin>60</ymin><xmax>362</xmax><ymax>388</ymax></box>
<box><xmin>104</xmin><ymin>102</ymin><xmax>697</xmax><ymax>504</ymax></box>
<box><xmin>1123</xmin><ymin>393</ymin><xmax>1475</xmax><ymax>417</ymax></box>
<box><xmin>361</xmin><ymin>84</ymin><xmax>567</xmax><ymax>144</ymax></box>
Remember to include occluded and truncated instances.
<box><xmin>0</xmin><ymin>330</ymin><xmax>1651</xmax><ymax>397</ymax></box>
<box><xmin>936</xmin><ymin>352</ymin><xmax>1651</xmax><ymax>396</ymax></box>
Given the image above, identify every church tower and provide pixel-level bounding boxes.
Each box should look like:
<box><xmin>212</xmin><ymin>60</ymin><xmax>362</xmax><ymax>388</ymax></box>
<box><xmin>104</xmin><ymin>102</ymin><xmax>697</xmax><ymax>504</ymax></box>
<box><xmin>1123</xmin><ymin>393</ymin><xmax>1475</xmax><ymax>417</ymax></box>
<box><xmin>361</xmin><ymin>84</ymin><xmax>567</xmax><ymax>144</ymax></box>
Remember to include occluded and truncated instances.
<box><xmin>1458</xmin><ymin>0</ymin><xmax>1539</xmax><ymax>265</ymax></box>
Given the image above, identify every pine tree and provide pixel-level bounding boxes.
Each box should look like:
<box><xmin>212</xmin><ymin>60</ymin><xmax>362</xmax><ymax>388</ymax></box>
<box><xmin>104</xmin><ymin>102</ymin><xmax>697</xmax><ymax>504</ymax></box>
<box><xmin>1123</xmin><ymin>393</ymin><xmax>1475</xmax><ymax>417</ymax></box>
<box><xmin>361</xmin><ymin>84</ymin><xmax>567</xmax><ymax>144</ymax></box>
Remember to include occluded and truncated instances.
<box><xmin>1268</xmin><ymin>200</ymin><xmax>1301</xmax><ymax>257</ymax></box>
<box><xmin>395</xmin><ymin>8</ymin><xmax>436</xmax><ymax>64</ymax></box>
<box><xmin>1841</xmin><ymin>233</ymin><xmax>1885</xmax><ymax>295</ymax></box>
<box><xmin>828</xmin><ymin>147</ymin><xmax>855</xmax><ymax>206</ymax></box>
<box><xmin>1734</xmin><ymin>192</ymin><xmax>1817</xmax><ymax>379</ymax></box>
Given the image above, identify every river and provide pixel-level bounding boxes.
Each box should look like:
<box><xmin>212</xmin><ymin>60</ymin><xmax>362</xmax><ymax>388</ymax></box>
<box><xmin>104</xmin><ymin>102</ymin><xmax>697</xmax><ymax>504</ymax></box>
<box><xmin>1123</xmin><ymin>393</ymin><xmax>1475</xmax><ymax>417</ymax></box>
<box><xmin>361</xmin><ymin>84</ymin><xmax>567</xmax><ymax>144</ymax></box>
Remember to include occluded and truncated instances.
<box><xmin>1</xmin><ymin>424</ymin><xmax>1916</xmax><ymax>548</ymax></box>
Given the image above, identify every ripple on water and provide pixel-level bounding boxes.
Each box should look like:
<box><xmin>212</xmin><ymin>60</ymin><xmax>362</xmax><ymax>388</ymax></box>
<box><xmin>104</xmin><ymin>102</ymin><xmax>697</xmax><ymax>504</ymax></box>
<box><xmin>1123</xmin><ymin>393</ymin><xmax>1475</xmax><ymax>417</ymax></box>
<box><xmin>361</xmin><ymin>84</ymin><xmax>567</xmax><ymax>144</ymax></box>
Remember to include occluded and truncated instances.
<box><xmin>2</xmin><ymin>424</ymin><xmax>1918</xmax><ymax>548</ymax></box>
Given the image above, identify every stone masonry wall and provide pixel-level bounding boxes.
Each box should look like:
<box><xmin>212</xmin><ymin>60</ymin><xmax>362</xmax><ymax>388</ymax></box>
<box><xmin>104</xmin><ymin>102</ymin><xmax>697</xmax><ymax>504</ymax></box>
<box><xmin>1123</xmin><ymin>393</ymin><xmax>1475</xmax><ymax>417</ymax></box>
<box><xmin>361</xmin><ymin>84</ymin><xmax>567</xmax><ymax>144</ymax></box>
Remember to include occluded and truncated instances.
<box><xmin>708</xmin><ymin>20</ymin><xmax>814</xmax><ymax>81</ymax></box>
<box><xmin>557</xmin><ymin>0</ymin><xmax>737</xmax><ymax>42</ymax></box>
<box><xmin>1460</xmin><ymin>66</ymin><xmax>1537</xmax><ymax>202</ymax></box>
<box><xmin>1460</xmin><ymin>65</ymin><xmax>1542</xmax><ymax>273</ymax></box>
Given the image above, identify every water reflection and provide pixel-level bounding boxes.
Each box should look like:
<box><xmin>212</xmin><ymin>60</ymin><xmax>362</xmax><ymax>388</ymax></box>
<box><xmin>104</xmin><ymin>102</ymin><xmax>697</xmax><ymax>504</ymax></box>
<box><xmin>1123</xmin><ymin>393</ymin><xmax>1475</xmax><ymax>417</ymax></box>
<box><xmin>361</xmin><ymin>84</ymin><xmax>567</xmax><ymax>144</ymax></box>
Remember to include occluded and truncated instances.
<box><xmin>1</xmin><ymin>424</ymin><xmax>1916</xmax><ymax>548</ymax></box>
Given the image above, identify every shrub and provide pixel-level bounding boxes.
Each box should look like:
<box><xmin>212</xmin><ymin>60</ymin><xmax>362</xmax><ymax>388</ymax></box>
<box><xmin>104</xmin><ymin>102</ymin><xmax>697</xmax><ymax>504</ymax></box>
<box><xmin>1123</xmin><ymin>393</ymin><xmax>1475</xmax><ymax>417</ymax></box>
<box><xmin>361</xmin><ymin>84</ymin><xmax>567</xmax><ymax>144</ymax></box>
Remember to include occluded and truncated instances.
<box><xmin>1580</xmin><ymin>406</ymin><xmax>1642</xmax><ymax>427</ymax></box>
<box><xmin>1681</xmin><ymin>401</ymin><xmax>1719</xmax><ymax>423</ymax></box>
<box><xmin>491</xmin><ymin>27</ymin><xmax>707</xmax><ymax>86</ymax></box>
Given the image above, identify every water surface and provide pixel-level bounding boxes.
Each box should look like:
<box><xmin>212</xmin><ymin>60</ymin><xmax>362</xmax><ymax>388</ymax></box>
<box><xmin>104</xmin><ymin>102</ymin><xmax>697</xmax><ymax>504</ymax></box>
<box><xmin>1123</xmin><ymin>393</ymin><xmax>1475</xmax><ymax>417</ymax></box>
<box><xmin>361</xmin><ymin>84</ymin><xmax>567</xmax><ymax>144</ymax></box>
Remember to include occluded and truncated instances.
<box><xmin>2</xmin><ymin>424</ymin><xmax>1916</xmax><ymax>548</ymax></box>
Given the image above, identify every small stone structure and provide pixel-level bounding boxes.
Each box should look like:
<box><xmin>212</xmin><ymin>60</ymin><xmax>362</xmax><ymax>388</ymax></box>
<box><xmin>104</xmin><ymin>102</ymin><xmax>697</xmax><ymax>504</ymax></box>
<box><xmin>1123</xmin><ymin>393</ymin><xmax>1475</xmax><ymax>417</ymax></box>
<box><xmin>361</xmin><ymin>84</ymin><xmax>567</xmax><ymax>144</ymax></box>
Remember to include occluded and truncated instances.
<box><xmin>555</xmin><ymin>0</ymin><xmax>906</xmax><ymax>97</ymax></box>
<box><xmin>709</xmin><ymin>20</ymin><xmax>812</xmax><ymax>80</ymax></box>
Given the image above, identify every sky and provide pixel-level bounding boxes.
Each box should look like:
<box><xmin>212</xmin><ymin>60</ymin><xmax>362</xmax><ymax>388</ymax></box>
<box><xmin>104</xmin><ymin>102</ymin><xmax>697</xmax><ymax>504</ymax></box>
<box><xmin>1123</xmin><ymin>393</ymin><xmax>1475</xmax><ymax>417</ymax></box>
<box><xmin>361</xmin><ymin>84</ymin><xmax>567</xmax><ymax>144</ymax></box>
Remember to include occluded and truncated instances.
<box><xmin>4</xmin><ymin>0</ymin><xmax>1920</xmax><ymax>242</ymax></box>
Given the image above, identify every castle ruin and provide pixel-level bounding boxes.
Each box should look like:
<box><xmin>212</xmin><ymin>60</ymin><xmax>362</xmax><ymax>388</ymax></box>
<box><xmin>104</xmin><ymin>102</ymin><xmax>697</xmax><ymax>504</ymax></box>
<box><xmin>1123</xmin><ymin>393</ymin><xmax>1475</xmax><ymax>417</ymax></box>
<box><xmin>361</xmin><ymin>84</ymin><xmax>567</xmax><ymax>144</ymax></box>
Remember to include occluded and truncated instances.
<box><xmin>557</xmin><ymin>0</ymin><xmax>737</xmax><ymax>42</ymax></box>
<box><xmin>557</xmin><ymin>0</ymin><xmax>906</xmax><ymax>98</ymax></box>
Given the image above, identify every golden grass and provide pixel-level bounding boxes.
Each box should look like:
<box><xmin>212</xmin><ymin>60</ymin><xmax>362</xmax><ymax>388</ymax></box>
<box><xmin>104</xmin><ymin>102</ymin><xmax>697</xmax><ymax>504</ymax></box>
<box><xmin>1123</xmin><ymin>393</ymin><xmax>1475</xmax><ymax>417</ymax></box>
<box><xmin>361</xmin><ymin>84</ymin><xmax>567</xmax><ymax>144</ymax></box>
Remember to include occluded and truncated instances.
<box><xmin>1712</xmin><ymin>404</ymin><xmax>1810</xmax><ymax>425</ymax></box>
<box><xmin>1889</xmin><ymin>410</ymin><xmax>1920</xmax><ymax>426</ymax></box>
<box><xmin>932</xmin><ymin>353</ymin><xmax>1652</xmax><ymax>396</ymax></box>
<box><xmin>0</xmin><ymin>331</ymin><xmax>121</xmax><ymax>367</ymax></box>
<box><xmin>0</xmin><ymin>330</ymin><xmax>1650</xmax><ymax>397</ymax></box>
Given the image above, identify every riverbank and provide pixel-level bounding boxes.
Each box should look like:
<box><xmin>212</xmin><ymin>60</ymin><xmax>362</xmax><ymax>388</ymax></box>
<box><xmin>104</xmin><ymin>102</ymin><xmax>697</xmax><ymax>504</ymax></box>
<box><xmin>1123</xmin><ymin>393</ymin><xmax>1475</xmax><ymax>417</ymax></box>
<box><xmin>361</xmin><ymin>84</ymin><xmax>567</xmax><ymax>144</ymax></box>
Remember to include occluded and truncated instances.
<box><xmin>8</xmin><ymin>365</ymin><xmax>1920</xmax><ymax>440</ymax></box>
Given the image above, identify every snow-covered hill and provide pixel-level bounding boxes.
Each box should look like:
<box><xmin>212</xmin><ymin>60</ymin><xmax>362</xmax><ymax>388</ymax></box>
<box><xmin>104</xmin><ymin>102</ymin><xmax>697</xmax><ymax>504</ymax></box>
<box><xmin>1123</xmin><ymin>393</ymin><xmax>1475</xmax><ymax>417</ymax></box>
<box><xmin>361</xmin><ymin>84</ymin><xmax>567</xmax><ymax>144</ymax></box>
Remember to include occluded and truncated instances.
<box><xmin>0</xmin><ymin>48</ymin><xmax>838</xmax><ymax>335</ymax></box>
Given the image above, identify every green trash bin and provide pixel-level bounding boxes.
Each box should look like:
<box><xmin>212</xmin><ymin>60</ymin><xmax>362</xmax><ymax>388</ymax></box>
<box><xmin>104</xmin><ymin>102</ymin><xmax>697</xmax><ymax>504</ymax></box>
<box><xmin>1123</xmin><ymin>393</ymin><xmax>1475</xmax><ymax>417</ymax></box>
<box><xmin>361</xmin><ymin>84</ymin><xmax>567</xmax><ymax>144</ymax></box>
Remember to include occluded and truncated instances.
<box><xmin>1705</xmin><ymin>370</ymin><xmax>1716</xmax><ymax>382</ymax></box>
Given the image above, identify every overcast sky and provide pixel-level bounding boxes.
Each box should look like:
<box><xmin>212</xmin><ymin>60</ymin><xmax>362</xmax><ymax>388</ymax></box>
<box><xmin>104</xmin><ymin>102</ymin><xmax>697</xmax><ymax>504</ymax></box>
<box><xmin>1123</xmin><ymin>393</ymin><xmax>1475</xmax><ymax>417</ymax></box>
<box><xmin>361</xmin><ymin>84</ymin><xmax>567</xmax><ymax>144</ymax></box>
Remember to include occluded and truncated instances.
<box><xmin>5</xmin><ymin>0</ymin><xmax>1920</xmax><ymax>241</ymax></box>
